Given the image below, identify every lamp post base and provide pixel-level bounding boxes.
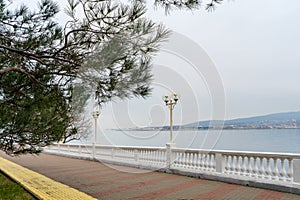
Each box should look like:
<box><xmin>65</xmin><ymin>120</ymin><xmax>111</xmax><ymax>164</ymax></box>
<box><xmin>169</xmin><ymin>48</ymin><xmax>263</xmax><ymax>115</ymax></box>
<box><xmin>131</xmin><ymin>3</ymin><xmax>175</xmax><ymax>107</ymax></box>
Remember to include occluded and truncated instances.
<box><xmin>166</xmin><ymin>143</ymin><xmax>176</xmax><ymax>148</ymax></box>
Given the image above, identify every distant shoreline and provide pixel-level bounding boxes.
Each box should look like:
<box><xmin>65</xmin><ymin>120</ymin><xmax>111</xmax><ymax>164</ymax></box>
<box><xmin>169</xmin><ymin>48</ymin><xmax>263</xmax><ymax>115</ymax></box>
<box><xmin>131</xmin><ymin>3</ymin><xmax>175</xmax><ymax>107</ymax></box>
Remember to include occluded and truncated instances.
<box><xmin>112</xmin><ymin>127</ymin><xmax>300</xmax><ymax>131</ymax></box>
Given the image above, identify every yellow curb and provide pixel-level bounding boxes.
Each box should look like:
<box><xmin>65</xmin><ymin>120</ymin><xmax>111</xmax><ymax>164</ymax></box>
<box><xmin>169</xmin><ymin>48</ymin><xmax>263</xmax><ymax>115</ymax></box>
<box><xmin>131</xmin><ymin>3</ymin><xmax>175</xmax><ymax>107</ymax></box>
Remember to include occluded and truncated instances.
<box><xmin>0</xmin><ymin>157</ymin><xmax>97</xmax><ymax>200</ymax></box>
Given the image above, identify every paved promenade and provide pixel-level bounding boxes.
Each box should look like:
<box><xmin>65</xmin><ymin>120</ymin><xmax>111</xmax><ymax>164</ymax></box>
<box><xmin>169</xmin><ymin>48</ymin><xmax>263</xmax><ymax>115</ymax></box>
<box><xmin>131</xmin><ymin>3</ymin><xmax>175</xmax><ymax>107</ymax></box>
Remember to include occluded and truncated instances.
<box><xmin>1</xmin><ymin>152</ymin><xmax>299</xmax><ymax>200</ymax></box>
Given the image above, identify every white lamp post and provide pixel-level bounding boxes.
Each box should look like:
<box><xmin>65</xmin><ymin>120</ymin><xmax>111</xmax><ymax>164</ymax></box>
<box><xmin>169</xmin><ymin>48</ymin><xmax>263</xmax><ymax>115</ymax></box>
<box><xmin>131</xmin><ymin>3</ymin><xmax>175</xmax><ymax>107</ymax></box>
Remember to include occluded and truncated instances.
<box><xmin>92</xmin><ymin>104</ymin><xmax>100</xmax><ymax>160</ymax></box>
<box><xmin>92</xmin><ymin>107</ymin><xmax>100</xmax><ymax>145</ymax></box>
<box><xmin>162</xmin><ymin>92</ymin><xmax>180</xmax><ymax>144</ymax></box>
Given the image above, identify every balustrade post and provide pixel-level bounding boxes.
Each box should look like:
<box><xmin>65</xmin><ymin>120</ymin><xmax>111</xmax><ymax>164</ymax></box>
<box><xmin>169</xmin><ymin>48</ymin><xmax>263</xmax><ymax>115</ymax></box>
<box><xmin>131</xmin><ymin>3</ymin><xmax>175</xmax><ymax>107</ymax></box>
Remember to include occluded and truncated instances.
<box><xmin>111</xmin><ymin>148</ymin><xmax>115</xmax><ymax>159</ymax></box>
<box><xmin>166</xmin><ymin>143</ymin><xmax>173</xmax><ymax>169</ymax></box>
<box><xmin>293</xmin><ymin>159</ymin><xmax>300</xmax><ymax>183</ymax></box>
<box><xmin>92</xmin><ymin>144</ymin><xmax>96</xmax><ymax>160</ymax></box>
<box><xmin>134</xmin><ymin>149</ymin><xmax>139</xmax><ymax>164</ymax></box>
<box><xmin>215</xmin><ymin>153</ymin><xmax>225</xmax><ymax>173</ymax></box>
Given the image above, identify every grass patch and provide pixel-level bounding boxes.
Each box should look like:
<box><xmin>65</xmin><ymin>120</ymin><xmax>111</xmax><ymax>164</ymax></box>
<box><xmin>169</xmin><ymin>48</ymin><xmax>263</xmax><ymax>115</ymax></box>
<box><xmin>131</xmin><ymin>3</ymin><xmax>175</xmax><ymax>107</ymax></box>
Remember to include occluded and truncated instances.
<box><xmin>0</xmin><ymin>172</ymin><xmax>35</xmax><ymax>200</ymax></box>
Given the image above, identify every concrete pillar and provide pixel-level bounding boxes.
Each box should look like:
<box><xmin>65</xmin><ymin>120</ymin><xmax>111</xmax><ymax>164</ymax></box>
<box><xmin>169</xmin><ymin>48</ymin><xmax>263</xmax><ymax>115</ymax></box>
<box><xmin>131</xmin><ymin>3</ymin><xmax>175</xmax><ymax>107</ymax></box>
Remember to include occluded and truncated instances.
<box><xmin>293</xmin><ymin>159</ymin><xmax>300</xmax><ymax>183</ymax></box>
<box><xmin>92</xmin><ymin>143</ymin><xmax>96</xmax><ymax>160</ymax></box>
<box><xmin>166</xmin><ymin>143</ymin><xmax>171</xmax><ymax>169</ymax></box>
<box><xmin>215</xmin><ymin>153</ymin><xmax>225</xmax><ymax>173</ymax></box>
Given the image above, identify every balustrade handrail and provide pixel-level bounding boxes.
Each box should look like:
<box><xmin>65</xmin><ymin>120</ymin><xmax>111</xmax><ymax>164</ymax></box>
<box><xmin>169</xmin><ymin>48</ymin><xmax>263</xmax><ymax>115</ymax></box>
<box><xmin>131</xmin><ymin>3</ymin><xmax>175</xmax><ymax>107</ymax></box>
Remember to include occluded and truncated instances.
<box><xmin>48</xmin><ymin>143</ymin><xmax>300</xmax><ymax>159</ymax></box>
<box><xmin>172</xmin><ymin>147</ymin><xmax>300</xmax><ymax>159</ymax></box>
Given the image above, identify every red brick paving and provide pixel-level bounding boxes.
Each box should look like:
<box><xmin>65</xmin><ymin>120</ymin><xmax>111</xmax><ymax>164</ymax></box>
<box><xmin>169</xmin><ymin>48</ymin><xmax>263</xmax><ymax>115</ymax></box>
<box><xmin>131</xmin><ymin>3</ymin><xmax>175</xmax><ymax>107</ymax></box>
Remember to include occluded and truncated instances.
<box><xmin>193</xmin><ymin>183</ymin><xmax>240</xmax><ymax>200</ymax></box>
<box><xmin>78</xmin><ymin>170</ymin><xmax>160</xmax><ymax>188</ymax></box>
<box><xmin>1</xmin><ymin>152</ymin><xmax>299</xmax><ymax>200</ymax></box>
<box><xmin>254</xmin><ymin>190</ymin><xmax>284</xmax><ymax>200</ymax></box>
<box><xmin>93</xmin><ymin>173</ymin><xmax>179</xmax><ymax>197</ymax></box>
<box><xmin>129</xmin><ymin>179</ymin><xmax>204</xmax><ymax>200</ymax></box>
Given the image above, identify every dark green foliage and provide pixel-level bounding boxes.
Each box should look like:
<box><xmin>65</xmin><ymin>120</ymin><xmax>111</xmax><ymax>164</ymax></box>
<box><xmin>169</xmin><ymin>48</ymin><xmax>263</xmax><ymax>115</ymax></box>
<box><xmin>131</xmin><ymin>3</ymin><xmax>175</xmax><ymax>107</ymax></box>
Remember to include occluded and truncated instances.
<box><xmin>0</xmin><ymin>0</ymin><xmax>169</xmax><ymax>154</ymax></box>
<box><xmin>0</xmin><ymin>0</ymin><xmax>74</xmax><ymax>154</ymax></box>
<box><xmin>0</xmin><ymin>0</ymin><xmax>220</xmax><ymax>154</ymax></box>
<box><xmin>153</xmin><ymin>0</ymin><xmax>223</xmax><ymax>12</ymax></box>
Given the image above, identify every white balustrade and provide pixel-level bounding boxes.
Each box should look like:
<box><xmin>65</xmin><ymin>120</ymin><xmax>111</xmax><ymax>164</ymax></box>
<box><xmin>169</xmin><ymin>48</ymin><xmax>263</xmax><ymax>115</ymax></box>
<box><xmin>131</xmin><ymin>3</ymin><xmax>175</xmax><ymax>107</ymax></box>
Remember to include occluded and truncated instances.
<box><xmin>43</xmin><ymin>144</ymin><xmax>300</xmax><ymax>190</ymax></box>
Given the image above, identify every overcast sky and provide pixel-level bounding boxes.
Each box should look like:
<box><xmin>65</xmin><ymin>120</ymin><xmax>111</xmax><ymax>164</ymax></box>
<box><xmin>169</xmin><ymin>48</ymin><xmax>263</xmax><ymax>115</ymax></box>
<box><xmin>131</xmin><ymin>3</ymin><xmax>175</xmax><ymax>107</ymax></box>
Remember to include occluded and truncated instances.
<box><xmin>15</xmin><ymin>0</ymin><xmax>300</xmax><ymax>129</ymax></box>
<box><xmin>103</xmin><ymin>0</ymin><xmax>300</xmax><ymax>129</ymax></box>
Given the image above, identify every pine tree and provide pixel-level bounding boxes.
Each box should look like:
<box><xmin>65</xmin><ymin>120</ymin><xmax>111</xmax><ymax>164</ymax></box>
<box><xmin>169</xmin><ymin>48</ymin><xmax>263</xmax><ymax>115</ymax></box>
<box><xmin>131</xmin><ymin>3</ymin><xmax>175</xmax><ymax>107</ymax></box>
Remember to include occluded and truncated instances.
<box><xmin>0</xmin><ymin>0</ymin><xmax>222</xmax><ymax>154</ymax></box>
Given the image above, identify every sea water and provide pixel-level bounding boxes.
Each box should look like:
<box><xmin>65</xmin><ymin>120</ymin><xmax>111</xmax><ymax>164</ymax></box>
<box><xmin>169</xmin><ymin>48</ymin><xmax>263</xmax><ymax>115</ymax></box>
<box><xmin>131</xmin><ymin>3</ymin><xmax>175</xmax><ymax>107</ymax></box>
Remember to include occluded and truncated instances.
<box><xmin>74</xmin><ymin>129</ymin><xmax>300</xmax><ymax>153</ymax></box>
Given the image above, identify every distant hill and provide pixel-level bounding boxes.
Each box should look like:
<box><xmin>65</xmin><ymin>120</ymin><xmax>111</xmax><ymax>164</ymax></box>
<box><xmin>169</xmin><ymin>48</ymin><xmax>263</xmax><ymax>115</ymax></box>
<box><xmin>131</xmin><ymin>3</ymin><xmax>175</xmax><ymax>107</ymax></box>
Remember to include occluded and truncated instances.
<box><xmin>126</xmin><ymin>111</ymin><xmax>300</xmax><ymax>131</ymax></box>
<box><xmin>184</xmin><ymin>111</ymin><xmax>300</xmax><ymax>129</ymax></box>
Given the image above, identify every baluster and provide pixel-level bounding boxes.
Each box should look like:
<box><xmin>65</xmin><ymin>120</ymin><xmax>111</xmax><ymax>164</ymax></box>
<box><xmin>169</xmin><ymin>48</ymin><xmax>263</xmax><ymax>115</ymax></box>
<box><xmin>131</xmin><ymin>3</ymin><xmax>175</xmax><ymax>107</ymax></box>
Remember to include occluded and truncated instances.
<box><xmin>176</xmin><ymin>153</ymin><xmax>180</xmax><ymax>168</ymax></box>
<box><xmin>210</xmin><ymin>154</ymin><xmax>213</xmax><ymax>170</ymax></box>
<box><xmin>258</xmin><ymin>157</ymin><xmax>263</xmax><ymax>178</ymax></box>
<box><xmin>161</xmin><ymin>151</ymin><xmax>165</xmax><ymax>164</ymax></box>
<box><xmin>272</xmin><ymin>158</ymin><xmax>279</xmax><ymax>180</ymax></box>
<box><xmin>158</xmin><ymin>150</ymin><xmax>161</xmax><ymax>164</ymax></box>
<box><xmin>179</xmin><ymin>153</ymin><xmax>183</xmax><ymax>168</ymax></box>
<box><xmin>185</xmin><ymin>153</ymin><xmax>190</xmax><ymax>169</ymax></box>
<box><xmin>199</xmin><ymin>154</ymin><xmax>203</xmax><ymax>169</ymax></box>
<box><xmin>195</xmin><ymin>153</ymin><xmax>199</xmax><ymax>170</ymax></box>
<box><xmin>236</xmin><ymin>156</ymin><xmax>241</xmax><ymax>175</ymax></box>
<box><xmin>173</xmin><ymin>152</ymin><xmax>178</xmax><ymax>167</ymax></box>
<box><xmin>144</xmin><ymin>150</ymin><xmax>147</xmax><ymax>162</ymax></box>
<box><xmin>287</xmin><ymin>158</ymin><xmax>293</xmax><ymax>182</ymax></box>
<box><xmin>234</xmin><ymin>156</ymin><xmax>239</xmax><ymax>174</ymax></box>
<box><xmin>203</xmin><ymin>154</ymin><xmax>207</xmax><ymax>170</ymax></box>
<box><xmin>150</xmin><ymin>151</ymin><xmax>153</xmax><ymax>164</ymax></box>
<box><xmin>147</xmin><ymin>151</ymin><xmax>151</xmax><ymax>163</ymax></box>
<box><xmin>279</xmin><ymin>158</ymin><xmax>285</xmax><ymax>181</ymax></box>
<box><xmin>194</xmin><ymin>153</ymin><xmax>199</xmax><ymax>171</ymax></box>
<box><xmin>205</xmin><ymin>154</ymin><xmax>209</xmax><ymax>171</ymax></box>
<box><xmin>224</xmin><ymin>155</ymin><xmax>229</xmax><ymax>174</ymax></box>
<box><xmin>229</xmin><ymin>156</ymin><xmax>234</xmax><ymax>174</ymax></box>
<box><xmin>241</xmin><ymin>156</ymin><xmax>246</xmax><ymax>175</ymax></box>
<box><xmin>189</xmin><ymin>153</ymin><xmax>193</xmax><ymax>169</ymax></box>
<box><xmin>181</xmin><ymin>153</ymin><xmax>185</xmax><ymax>168</ymax></box>
<box><xmin>185</xmin><ymin>153</ymin><xmax>189</xmax><ymax>169</ymax></box>
<box><xmin>207</xmin><ymin>154</ymin><xmax>211</xmax><ymax>170</ymax></box>
<box><xmin>142</xmin><ymin>150</ymin><xmax>145</xmax><ymax>163</ymax></box>
<box><xmin>212</xmin><ymin>154</ymin><xmax>216</xmax><ymax>171</ymax></box>
<box><xmin>263</xmin><ymin>157</ymin><xmax>267</xmax><ymax>178</ymax></box>
<box><xmin>145</xmin><ymin>150</ymin><xmax>148</xmax><ymax>163</ymax></box>
<box><xmin>265</xmin><ymin>158</ymin><xmax>271</xmax><ymax>179</ymax></box>
<box><xmin>148</xmin><ymin>150</ymin><xmax>151</xmax><ymax>163</ymax></box>
<box><xmin>247</xmin><ymin>156</ymin><xmax>252</xmax><ymax>176</ymax></box>
<box><xmin>140</xmin><ymin>150</ymin><xmax>144</xmax><ymax>162</ymax></box>
<box><xmin>171</xmin><ymin>152</ymin><xmax>178</xmax><ymax>167</ymax></box>
<box><xmin>251</xmin><ymin>157</ymin><xmax>258</xmax><ymax>177</ymax></box>
<box><xmin>198</xmin><ymin>153</ymin><xmax>203</xmax><ymax>170</ymax></box>
<box><xmin>172</xmin><ymin>152</ymin><xmax>177</xmax><ymax>167</ymax></box>
<box><xmin>189</xmin><ymin>153</ymin><xmax>194</xmax><ymax>169</ymax></box>
<box><xmin>149</xmin><ymin>150</ymin><xmax>154</xmax><ymax>163</ymax></box>
<box><xmin>194</xmin><ymin>153</ymin><xmax>198</xmax><ymax>170</ymax></box>
<box><xmin>151</xmin><ymin>151</ymin><xmax>155</xmax><ymax>164</ymax></box>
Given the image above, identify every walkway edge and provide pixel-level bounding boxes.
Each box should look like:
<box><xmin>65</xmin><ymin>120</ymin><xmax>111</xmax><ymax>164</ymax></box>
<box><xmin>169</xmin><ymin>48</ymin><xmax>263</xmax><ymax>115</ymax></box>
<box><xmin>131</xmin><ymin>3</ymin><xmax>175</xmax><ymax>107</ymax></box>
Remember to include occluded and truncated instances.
<box><xmin>0</xmin><ymin>157</ymin><xmax>96</xmax><ymax>200</ymax></box>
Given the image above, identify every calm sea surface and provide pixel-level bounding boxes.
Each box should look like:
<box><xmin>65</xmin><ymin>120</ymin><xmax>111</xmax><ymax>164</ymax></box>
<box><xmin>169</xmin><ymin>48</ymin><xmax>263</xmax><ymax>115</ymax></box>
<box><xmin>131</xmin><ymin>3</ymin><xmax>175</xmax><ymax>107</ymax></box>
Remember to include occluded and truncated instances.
<box><xmin>75</xmin><ymin>129</ymin><xmax>300</xmax><ymax>153</ymax></box>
